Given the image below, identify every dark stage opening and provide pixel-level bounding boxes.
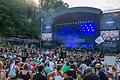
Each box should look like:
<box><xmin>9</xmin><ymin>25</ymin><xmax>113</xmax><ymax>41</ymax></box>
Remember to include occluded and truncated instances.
<box><xmin>52</xmin><ymin>12</ymin><xmax>101</xmax><ymax>48</ymax></box>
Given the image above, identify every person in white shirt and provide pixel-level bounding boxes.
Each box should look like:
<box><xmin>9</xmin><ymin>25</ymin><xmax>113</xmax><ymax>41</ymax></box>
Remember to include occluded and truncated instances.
<box><xmin>80</xmin><ymin>61</ymin><xmax>88</xmax><ymax>74</ymax></box>
<box><xmin>49</xmin><ymin>59</ymin><xmax>55</xmax><ymax>71</ymax></box>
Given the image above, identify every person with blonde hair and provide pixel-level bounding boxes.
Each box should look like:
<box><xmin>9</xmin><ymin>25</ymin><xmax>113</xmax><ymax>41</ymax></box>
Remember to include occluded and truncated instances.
<box><xmin>0</xmin><ymin>61</ymin><xmax>6</xmax><ymax>80</ymax></box>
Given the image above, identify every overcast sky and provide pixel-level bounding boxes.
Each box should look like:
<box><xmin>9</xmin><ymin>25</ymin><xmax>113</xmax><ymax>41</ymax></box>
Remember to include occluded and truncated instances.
<box><xmin>63</xmin><ymin>0</ymin><xmax>120</xmax><ymax>10</ymax></box>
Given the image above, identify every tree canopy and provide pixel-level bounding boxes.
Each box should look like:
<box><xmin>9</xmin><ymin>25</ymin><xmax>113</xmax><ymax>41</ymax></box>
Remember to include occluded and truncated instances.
<box><xmin>0</xmin><ymin>0</ymin><xmax>69</xmax><ymax>38</ymax></box>
<box><xmin>39</xmin><ymin>0</ymin><xmax>69</xmax><ymax>17</ymax></box>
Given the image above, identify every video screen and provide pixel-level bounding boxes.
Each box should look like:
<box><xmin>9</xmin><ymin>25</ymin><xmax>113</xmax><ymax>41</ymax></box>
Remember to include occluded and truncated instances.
<box><xmin>101</xmin><ymin>30</ymin><xmax>119</xmax><ymax>41</ymax></box>
<box><xmin>101</xmin><ymin>12</ymin><xmax>120</xmax><ymax>30</ymax></box>
<box><xmin>42</xmin><ymin>33</ymin><xmax>52</xmax><ymax>41</ymax></box>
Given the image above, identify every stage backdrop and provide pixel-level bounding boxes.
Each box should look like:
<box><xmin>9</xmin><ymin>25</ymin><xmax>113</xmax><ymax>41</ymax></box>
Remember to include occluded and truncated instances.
<box><xmin>52</xmin><ymin>7</ymin><xmax>102</xmax><ymax>48</ymax></box>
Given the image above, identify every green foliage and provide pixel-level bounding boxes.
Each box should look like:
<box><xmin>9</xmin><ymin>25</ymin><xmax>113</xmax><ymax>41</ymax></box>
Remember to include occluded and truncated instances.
<box><xmin>0</xmin><ymin>0</ymin><xmax>69</xmax><ymax>38</ymax></box>
<box><xmin>0</xmin><ymin>4</ymin><xmax>15</xmax><ymax>37</ymax></box>
<box><xmin>0</xmin><ymin>0</ymin><xmax>34</xmax><ymax>37</ymax></box>
<box><xmin>39</xmin><ymin>0</ymin><xmax>69</xmax><ymax>17</ymax></box>
<box><xmin>40</xmin><ymin>0</ymin><xmax>69</xmax><ymax>12</ymax></box>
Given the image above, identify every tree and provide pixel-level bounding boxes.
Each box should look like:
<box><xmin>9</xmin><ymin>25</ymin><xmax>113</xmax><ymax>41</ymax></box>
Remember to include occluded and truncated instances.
<box><xmin>36</xmin><ymin>0</ymin><xmax>69</xmax><ymax>35</ymax></box>
<box><xmin>0</xmin><ymin>0</ymin><xmax>36</xmax><ymax>38</ymax></box>
<box><xmin>0</xmin><ymin>0</ymin><xmax>15</xmax><ymax>37</ymax></box>
<box><xmin>0</xmin><ymin>0</ymin><xmax>69</xmax><ymax>38</ymax></box>
<box><xmin>39</xmin><ymin>0</ymin><xmax>69</xmax><ymax>17</ymax></box>
<box><xmin>0</xmin><ymin>0</ymin><xmax>26</xmax><ymax>37</ymax></box>
<box><xmin>26</xmin><ymin>0</ymin><xmax>40</xmax><ymax>38</ymax></box>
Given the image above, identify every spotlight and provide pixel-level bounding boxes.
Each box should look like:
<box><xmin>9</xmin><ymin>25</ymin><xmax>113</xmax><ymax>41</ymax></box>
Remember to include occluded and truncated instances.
<box><xmin>45</xmin><ymin>26</ymin><xmax>50</xmax><ymax>29</ymax></box>
<box><xmin>88</xmin><ymin>29</ymin><xmax>90</xmax><ymax>32</ymax></box>
<box><xmin>75</xmin><ymin>22</ymin><xmax>77</xmax><ymax>24</ymax></box>
<box><xmin>82</xmin><ymin>27</ymin><xmax>84</xmax><ymax>29</ymax></box>
<box><xmin>92</xmin><ymin>29</ymin><xmax>94</xmax><ymax>32</ymax></box>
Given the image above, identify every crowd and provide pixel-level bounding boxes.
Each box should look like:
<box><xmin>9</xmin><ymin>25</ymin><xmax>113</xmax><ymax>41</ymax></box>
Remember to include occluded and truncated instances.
<box><xmin>0</xmin><ymin>44</ymin><xmax>120</xmax><ymax>80</ymax></box>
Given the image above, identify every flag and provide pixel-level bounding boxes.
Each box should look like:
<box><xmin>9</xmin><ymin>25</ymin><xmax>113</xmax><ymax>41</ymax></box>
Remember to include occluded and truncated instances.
<box><xmin>95</xmin><ymin>36</ymin><xmax>104</xmax><ymax>44</ymax></box>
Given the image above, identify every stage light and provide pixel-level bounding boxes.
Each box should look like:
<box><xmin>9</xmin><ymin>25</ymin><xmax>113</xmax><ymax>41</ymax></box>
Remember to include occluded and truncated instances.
<box><xmin>92</xmin><ymin>29</ymin><xmax>94</xmax><ymax>32</ymax></box>
<box><xmin>82</xmin><ymin>27</ymin><xmax>84</xmax><ymax>29</ymax></box>
<box><xmin>45</xmin><ymin>26</ymin><xmax>50</xmax><ymax>29</ymax></box>
<box><xmin>88</xmin><ymin>29</ymin><xmax>90</xmax><ymax>32</ymax></box>
<box><xmin>106</xmin><ymin>21</ymin><xmax>114</xmax><ymax>24</ymax></box>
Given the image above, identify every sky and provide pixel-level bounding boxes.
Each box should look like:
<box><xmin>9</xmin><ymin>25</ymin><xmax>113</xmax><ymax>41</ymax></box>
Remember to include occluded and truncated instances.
<box><xmin>63</xmin><ymin>0</ymin><xmax>120</xmax><ymax>10</ymax></box>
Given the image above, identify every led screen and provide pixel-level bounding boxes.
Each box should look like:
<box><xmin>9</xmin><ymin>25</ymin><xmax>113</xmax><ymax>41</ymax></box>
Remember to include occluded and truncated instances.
<box><xmin>101</xmin><ymin>30</ymin><xmax>119</xmax><ymax>41</ymax></box>
<box><xmin>101</xmin><ymin>12</ymin><xmax>120</xmax><ymax>29</ymax></box>
<box><xmin>41</xmin><ymin>33</ymin><xmax>52</xmax><ymax>41</ymax></box>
